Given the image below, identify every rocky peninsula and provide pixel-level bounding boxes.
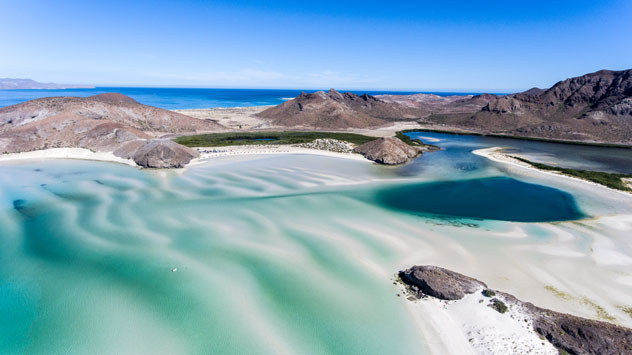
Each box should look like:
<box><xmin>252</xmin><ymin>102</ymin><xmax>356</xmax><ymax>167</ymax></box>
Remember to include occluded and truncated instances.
<box><xmin>399</xmin><ymin>265</ymin><xmax>632</xmax><ymax>355</ymax></box>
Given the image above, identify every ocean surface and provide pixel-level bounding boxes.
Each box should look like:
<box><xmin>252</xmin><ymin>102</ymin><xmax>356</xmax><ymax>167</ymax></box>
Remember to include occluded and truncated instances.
<box><xmin>1</xmin><ymin>133</ymin><xmax>632</xmax><ymax>354</ymax></box>
<box><xmin>0</xmin><ymin>87</ymin><xmax>487</xmax><ymax>110</ymax></box>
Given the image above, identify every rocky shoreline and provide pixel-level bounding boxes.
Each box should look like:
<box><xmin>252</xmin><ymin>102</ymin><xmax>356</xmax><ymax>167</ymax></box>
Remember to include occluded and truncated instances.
<box><xmin>399</xmin><ymin>265</ymin><xmax>632</xmax><ymax>355</ymax></box>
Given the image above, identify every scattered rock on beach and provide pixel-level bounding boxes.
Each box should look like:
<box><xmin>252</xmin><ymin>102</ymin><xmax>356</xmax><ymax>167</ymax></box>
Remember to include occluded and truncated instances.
<box><xmin>354</xmin><ymin>137</ymin><xmax>420</xmax><ymax>165</ymax></box>
<box><xmin>295</xmin><ymin>138</ymin><xmax>353</xmax><ymax>153</ymax></box>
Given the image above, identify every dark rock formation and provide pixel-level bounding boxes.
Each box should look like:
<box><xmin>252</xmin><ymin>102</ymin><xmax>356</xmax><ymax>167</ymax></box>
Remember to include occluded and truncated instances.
<box><xmin>399</xmin><ymin>265</ymin><xmax>632</xmax><ymax>354</ymax></box>
<box><xmin>257</xmin><ymin>89</ymin><xmax>420</xmax><ymax>129</ymax></box>
<box><xmin>131</xmin><ymin>140</ymin><xmax>199</xmax><ymax>168</ymax></box>
<box><xmin>530</xmin><ymin>305</ymin><xmax>632</xmax><ymax>355</ymax></box>
<box><xmin>354</xmin><ymin>137</ymin><xmax>420</xmax><ymax>165</ymax></box>
<box><xmin>398</xmin><ymin>265</ymin><xmax>487</xmax><ymax>300</ymax></box>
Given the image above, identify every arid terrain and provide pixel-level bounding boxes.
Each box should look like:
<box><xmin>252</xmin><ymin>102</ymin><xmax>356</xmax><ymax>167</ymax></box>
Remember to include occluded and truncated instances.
<box><xmin>253</xmin><ymin>69</ymin><xmax>632</xmax><ymax>145</ymax></box>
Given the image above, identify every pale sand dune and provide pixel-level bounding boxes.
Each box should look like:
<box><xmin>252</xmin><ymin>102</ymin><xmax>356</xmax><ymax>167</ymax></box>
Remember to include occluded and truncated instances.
<box><xmin>174</xmin><ymin>106</ymin><xmax>272</xmax><ymax>130</ymax></box>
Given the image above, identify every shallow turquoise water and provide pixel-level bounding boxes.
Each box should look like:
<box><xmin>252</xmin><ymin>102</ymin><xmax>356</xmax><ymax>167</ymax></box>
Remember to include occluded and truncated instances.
<box><xmin>0</xmin><ymin>137</ymin><xmax>604</xmax><ymax>354</ymax></box>
<box><xmin>0</xmin><ymin>159</ymin><xmax>430</xmax><ymax>354</ymax></box>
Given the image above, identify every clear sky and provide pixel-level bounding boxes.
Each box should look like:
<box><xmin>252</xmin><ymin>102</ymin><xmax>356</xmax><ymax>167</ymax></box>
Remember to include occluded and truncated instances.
<box><xmin>1</xmin><ymin>0</ymin><xmax>631</xmax><ymax>91</ymax></box>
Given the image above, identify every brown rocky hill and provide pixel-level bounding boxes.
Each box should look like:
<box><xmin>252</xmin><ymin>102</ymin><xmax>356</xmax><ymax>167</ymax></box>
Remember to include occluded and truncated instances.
<box><xmin>0</xmin><ymin>93</ymin><xmax>225</xmax><ymax>153</ymax></box>
<box><xmin>257</xmin><ymin>89</ymin><xmax>421</xmax><ymax>129</ymax></box>
<box><xmin>423</xmin><ymin>69</ymin><xmax>632</xmax><ymax>144</ymax></box>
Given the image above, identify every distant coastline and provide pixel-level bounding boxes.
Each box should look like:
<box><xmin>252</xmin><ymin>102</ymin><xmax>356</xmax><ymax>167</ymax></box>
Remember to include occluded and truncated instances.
<box><xmin>0</xmin><ymin>78</ymin><xmax>94</xmax><ymax>90</ymax></box>
<box><xmin>0</xmin><ymin>86</ymin><xmax>494</xmax><ymax>110</ymax></box>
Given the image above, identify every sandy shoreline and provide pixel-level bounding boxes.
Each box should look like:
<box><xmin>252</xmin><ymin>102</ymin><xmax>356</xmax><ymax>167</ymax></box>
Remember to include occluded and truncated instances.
<box><xmin>0</xmin><ymin>148</ymin><xmax>137</xmax><ymax>166</ymax></box>
<box><xmin>188</xmin><ymin>144</ymin><xmax>370</xmax><ymax>167</ymax></box>
<box><xmin>0</xmin><ymin>145</ymin><xmax>372</xmax><ymax>168</ymax></box>
<box><xmin>473</xmin><ymin>146</ymin><xmax>632</xmax><ymax>198</ymax></box>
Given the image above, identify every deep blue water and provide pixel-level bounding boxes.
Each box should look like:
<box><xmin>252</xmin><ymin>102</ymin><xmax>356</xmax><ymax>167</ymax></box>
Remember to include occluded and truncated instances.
<box><xmin>376</xmin><ymin>177</ymin><xmax>585</xmax><ymax>222</ymax></box>
<box><xmin>0</xmin><ymin>87</ymin><xmax>485</xmax><ymax>110</ymax></box>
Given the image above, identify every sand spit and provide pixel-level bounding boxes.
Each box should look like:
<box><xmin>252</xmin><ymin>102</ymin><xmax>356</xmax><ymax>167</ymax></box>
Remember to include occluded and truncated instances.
<box><xmin>473</xmin><ymin>147</ymin><xmax>632</xmax><ymax>197</ymax></box>
<box><xmin>188</xmin><ymin>144</ymin><xmax>370</xmax><ymax>167</ymax></box>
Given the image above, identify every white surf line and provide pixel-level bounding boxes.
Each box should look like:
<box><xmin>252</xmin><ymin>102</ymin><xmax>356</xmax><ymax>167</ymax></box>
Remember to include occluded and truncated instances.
<box><xmin>0</xmin><ymin>148</ymin><xmax>137</xmax><ymax>167</ymax></box>
<box><xmin>473</xmin><ymin>147</ymin><xmax>632</xmax><ymax>198</ymax></box>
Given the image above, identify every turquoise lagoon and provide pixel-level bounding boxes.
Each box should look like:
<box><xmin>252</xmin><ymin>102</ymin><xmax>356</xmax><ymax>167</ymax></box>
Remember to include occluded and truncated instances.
<box><xmin>1</xmin><ymin>133</ymin><xmax>631</xmax><ymax>354</ymax></box>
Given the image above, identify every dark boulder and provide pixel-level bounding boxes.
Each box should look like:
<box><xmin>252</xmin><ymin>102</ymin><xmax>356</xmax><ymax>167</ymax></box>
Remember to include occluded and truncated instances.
<box><xmin>398</xmin><ymin>265</ymin><xmax>487</xmax><ymax>300</ymax></box>
<box><xmin>354</xmin><ymin>137</ymin><xmax>420</xmax><ymax>165</ymax></box>
<box><xmin>132</xmin><ymin>139</ymin><xmax>199</xmax><ymax>168</ymax></box>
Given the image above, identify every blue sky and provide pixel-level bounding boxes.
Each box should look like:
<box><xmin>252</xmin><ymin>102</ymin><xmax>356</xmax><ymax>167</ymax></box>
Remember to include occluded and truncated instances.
<box><xmin>1</xmin><ymin>0</ymin><xmax>631</xmax><ymax>91</ymax></box>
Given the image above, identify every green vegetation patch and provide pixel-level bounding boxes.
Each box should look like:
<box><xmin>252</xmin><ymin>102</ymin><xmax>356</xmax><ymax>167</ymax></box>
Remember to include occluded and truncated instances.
<box><xmin>489</xmin><ymin>298</ymin><xmax>508</xmax><ymax>314</ymax></box>
<box><xmin>174</xmin><ymin>131</ymin><xmax>376</xmax><ymax>147</ymax></box>
<box><xmin>482</xmin><ymin>289</ymin><xmax>496</xmax><ymax>297</ymax></box>
<box><xmin>395</xmin><ymin>131</ymin><xmax>424</xmax><ymax>146</ymax></box>
<box><xmin>513</xmin><ymin>156</ymin><xmax>632</xmax><ymax>192</ymax></box>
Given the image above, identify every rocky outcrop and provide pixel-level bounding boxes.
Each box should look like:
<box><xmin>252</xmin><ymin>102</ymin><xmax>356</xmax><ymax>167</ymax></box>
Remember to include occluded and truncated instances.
<box><xmin>257</xmin><ymin>89</ymin><xmax>420</xmax><ymax>129</ymax></box>
<box><xmin>530</xmin><ymin>303</ymin><xmax>632</xmax><ymax>355</ymax></box>
<box><xmin>423</xmin><ymin>69</ymin><xmax>632</xmax><ymax>144</ymax></box>
<box><xmin>398</xmin><ymin>265</ymin><xmax>487</xmax><ymax>300</ymax></box>
<box><xmin>0</xmin><ymin>93</ymin><xmax>224</xmax><ymax>140</ymax></box>
<box><xmin>130</xmin><ymin>140</ymin><xmax>199</xmax><ymax>168</ymax></box>
<box><xmin>399</xmin><ymin>265</ymin><xmax>632</xmax><ymax>355</ymax></box>
<box><xmin>353</xmin><ymin>137</ymin><xmax>420</xmax><ymax>165</ymax></box>
<box><xmin>0</xmin><ymin>93</ymin><xmax>225</xmax><ymax>168</ymax></box>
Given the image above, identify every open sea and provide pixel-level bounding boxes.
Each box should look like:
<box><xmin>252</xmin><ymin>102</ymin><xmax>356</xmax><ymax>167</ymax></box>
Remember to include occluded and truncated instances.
<box><xmin>0</xmin><ymin>87</ymin><xmax>487</xmax><ymax>110</ymax></box>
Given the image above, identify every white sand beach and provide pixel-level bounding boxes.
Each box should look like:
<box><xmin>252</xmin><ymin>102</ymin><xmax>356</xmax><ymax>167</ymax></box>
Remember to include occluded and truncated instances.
<box><xmin>0</xmin><ymin>148</ymin><xmax>137</xmax><ymax>166</ymax></box>
<box><xmin>189</xmin><ymin>144</ymin><xmax>369</xmax><ymax>167</ymax></box>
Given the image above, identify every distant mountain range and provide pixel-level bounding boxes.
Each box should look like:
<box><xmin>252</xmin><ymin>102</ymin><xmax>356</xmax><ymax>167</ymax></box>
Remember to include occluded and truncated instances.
<box><xmin>258</xmin><ymin>69</ymin><xmax>632</xmax><ymax>145</ymax></box>
<box><xmin>0</xmin><ymin>78</ymin><xmax>94</xmax><ymax>90</ymax></box>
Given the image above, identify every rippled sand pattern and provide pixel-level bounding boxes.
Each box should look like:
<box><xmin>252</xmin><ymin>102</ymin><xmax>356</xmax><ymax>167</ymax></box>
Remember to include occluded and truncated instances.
<box><xmin>1</xmin><ymin>152</ymin><xmax>631</xmax><ymax>354</ymax></box>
